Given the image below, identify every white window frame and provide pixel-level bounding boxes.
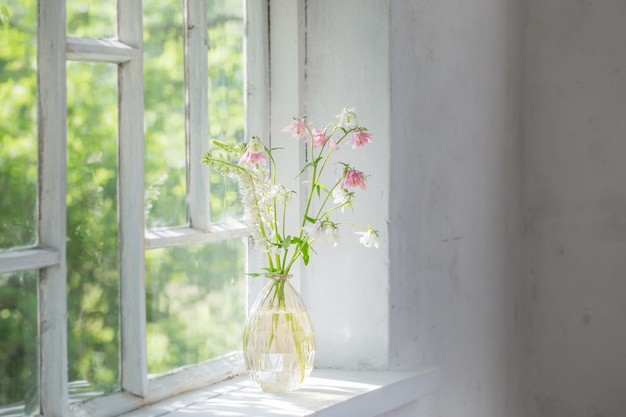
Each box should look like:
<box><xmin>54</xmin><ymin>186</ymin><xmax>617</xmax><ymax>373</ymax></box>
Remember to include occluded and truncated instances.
<box><xmin>0</xmin><ymin>0</ymin><xmax>271</xmax><ymax>416</ymax></box>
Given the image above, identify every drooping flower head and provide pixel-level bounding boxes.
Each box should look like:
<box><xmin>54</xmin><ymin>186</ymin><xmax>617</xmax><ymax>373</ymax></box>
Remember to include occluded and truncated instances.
<box><xmin>311</xmin><ymin>127</ymin><xmax>328</xmax><ymax>148</ymax></box>
<box><xmin>332</xmin><ymin>187</ymin><xmax>354</xmax><ymax>212</ymax></box>
<box><xmin>336</xmin><ymin>107</ymin><xmax>358</xmax><ymax>128</ymax></box>
<box><xmin>238</xmin><ymin>136</ymin><xmax>267</xmax><ymax>165</ymax></box>
<box><xmin>321</xmin><ymin>222</ymin><xmax>341</xmax><ymax>247</ymax></box>
<box><xmin>342</xmin><ymin>167</ymin><xmax>367</xmax><ymax>190</ymax></box>
<box><xmin>351</xmin><ymin>129</ymin><xmax>373</xmax><ymax>149</ymax></box>
<box><xmin>328</xmin><ymin>137</ymin><xmax>339</xmax><ymax>150</ymax></box>
<box><xmin>332</xmin><ymin>187</ymin><xmax>350</xmax><ymax>205</ymax></box>
<box><xmin>355</xmin><ymin>228</ymin><xmax>382</xmax><ymax>248</ymax></box>
<box><xmin>282</xmin><ymin>117</ymin><xmax>308</xmax><ymax>139</ymax></box>
<box><xmin>304</xmin><ymin>220</ymin><xmax>340</xmax><ymax>248</ymax></box>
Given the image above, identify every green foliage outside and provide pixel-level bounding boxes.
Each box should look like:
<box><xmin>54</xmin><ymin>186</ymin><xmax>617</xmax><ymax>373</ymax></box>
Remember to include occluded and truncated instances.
<box><xmin>0</xmin><ymin>0</ymin><xmax>246</xmax><ymax>411</ymax></box>
<box><xmin>0</xmin><ymin>271</ymin><xmax>38</xmax><ymax>415</ymax></box>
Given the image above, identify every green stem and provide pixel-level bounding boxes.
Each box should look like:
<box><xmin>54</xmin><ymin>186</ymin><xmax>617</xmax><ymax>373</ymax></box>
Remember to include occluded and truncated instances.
<box><xmin>313</xmin><ymin>177</ymin><xmax>344</xmax><ymax>220</ymax></box>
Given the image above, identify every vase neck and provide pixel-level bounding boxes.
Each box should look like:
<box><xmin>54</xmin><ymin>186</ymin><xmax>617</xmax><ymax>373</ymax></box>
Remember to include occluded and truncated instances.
<box><xmin>266</xmin><ymin>274</ymin><xmax>292</xmax><ymax>281</ymax></box>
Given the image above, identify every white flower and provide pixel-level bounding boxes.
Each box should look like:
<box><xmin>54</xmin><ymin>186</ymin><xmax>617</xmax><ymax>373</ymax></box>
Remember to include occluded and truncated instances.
<box><xmin>322</xmin><ymin>223</ymin><xmax>341</xmax><ymax>247</ymax></box>
<box><xmin>332</xmin><ymin>187</ymin><xmax>349</xmax><ymax>205</ymax></box>
<box><xmin>355</xmin><ymin>228</ymin><xmax>382</xmax><ymax>248</ymax></box>
<box><xmin>304</xmin><ymin>221</ymin><xmax>340</xmax><ymax>248</ymax></box>
<box><xmin>336</xmin><ymin>107</ymin><xmax>358</xmax><ymax>128</ymax></box>
<box><xmin>272</xmin><ymin>185</ymin><xmax>294</xmax><ymax>205</ymax></box>
<box><xmin>332</xmin><ymin>187</ymin><xmax>353</xmax><ymax>212</ymax></box>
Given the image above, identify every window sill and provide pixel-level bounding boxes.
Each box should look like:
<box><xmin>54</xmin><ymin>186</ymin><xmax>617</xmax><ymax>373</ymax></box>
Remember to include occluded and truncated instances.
<box><xmin>119</xmin><ymin>368</ymin><xmax>439</xmax><ymax>417</ymax></box>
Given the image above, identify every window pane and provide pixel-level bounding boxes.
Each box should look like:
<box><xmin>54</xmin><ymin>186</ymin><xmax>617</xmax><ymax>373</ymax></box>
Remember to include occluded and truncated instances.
<box><xmin>66</xmin><ymin>0</ymin><xmax>116</xmax><ymax>39</ymax></box>
<box><xmin>0</xmin><ymin>0</ymin><xmax>38</xmax><ymax>249</ymax></box>
<box><xmin>207</xmin><ymin>0</ymin><xmax>245</xmax><ymax>223</ymax></box>
<box><xmin>66</xmin><ymin>62</ymin><xmax>120</xmax><ymax>400</ymax></box>
<box><xmin>143</xmin><ymin>0</ymin><xmax>187</xmax><ymax>229</ymax></box>
<box><xmin>0</xmin><ymin>271</ymin><xmax>39</xmax><ymax>417</ymax></box>
<box><xmin>145</xmin><ymin>239</ymin><xmax>245</xmax><ymax>375</ymax></box>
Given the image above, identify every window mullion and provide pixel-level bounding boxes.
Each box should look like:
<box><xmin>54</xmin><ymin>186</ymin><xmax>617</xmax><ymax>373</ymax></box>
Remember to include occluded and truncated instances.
<box><xmin>37</xmin><ymin>0</ymin><xmax>68</xmax><ymax>415</ymax></box>
<box><xmin>185</xmin><ymin>0</ymin><xmax>210</xmax><ymax>232</ymax></box>
<box><xmin>117</xmin><ymin>0</ymin><xmax>147</xmax><ymax>397</ymax></box>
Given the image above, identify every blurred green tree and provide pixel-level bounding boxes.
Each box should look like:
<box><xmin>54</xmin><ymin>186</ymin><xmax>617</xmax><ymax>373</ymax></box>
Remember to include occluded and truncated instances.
<box><xmin>0</xmin><ymin>0</ymin><xmax>246</xmax><ymax>409</ymax></box>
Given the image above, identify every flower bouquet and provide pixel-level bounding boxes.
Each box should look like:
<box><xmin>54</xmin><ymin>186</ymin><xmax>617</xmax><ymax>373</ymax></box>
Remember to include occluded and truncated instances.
<box><xmin>201</xmin><ymin>107</ymin><xmax>380</xmax><ymax>392</ymax></box>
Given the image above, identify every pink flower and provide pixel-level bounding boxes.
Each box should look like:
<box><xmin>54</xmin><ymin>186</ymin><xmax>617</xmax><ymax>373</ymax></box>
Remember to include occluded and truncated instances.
<box><xmin>238</xmin><ymin>136</ymin><xmax>267</xmax><ymax>165</ymax></box>
<box><xmin>342</xmin><ymin>168</ymin><xmax>367</xmax><ymax>190</ymax></box>
<box><xmin>328</xmin><ymin>137</ymin><xmax>339</xmax><ymax>150</ymax></box>
<box><xmin>311</xmin><ymin>127</ymin><xmax>328</xmax><ymax>147</ymax></box>
<box><xmin>351</xmin><ymin>129</ymin><xmax>372</xmax><ymax>148</ymax></box>
<box><xmin>239</xmin><ymin>150</ymin><xmax>266</xmax><ymax>164</ymax></box>
<box><xmin>282</xmin><ymin>118</ymin><xmax>308</xmax><ymax>139</ymax></box>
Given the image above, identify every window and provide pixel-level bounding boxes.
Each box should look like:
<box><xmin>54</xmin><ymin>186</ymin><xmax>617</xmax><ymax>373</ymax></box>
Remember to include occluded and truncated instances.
<box><xmin>0</xmin><ymin>0</ymin><xmax>267</xmax><ymax>415</ymax></box>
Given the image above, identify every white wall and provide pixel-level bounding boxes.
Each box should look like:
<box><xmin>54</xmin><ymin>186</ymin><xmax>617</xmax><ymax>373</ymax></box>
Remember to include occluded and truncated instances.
<box><xmin>302</xmin><ymin>0</ymin><xmax>391</xmax><ymax>370</ymax></box>
<box><xmin>388</xmin><ymin>0</ymin><xmax>525</xmax><ymax>416</ymax></box>
<box><xmin>302</xmin><ymin>0</ymin><xmax>626</xmax><ymax>416</ymax></box>
<box><xmin>523</xmin><ymin>1</ymin><xmax>626</xmax><ymax>416</ymax></box>
<box><xmin>303</xmin><ymin>0</ymin><xmax>525</xmax><ymax>415</ymax></box>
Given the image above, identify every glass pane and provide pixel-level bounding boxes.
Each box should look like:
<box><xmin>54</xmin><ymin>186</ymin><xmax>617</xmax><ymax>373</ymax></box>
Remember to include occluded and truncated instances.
<box><xmin>66</xmin><ymin>0</ymin><xmax>116</xmax><ymax>39</ymax></box>
<box><xmin>0</xmin><ymin>271</ymin><xmax>39</xmax><ymax>417</ymax></box>
<box><xmin>207</xmin><ymin>0</ymin><xmax>245</xmax><ymax>223</ymax></box>
<box><xmin>0</xmin><ymin>0</ymin><xmax>38</xmax><ymax>249</ymax></box>
<box><xmin>66</xmin><ymin>62</ymin><xmax>120</xmax><ymax>400</ymax></box>
<box><xmin>146</xmin><ymin>239</ymin><xmax>245</xmax><ymax>375</ymax></box>
<box><xmin>143</xmin><ymin>0</ymin><xmax>187</xmax><ymax>229</ymax></box>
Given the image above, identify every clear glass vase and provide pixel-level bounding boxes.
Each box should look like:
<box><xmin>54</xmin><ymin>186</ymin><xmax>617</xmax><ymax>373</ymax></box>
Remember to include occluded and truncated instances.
<box><xmin>243</xmin><ymin>275</ymin><xmax>315</xmax><ymax>392</ymax></box>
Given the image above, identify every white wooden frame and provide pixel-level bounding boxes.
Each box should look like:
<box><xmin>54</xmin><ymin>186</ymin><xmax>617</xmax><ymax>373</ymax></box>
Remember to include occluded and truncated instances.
<box><xmin>0</xmin><ymin>0</ymin><xmax>269</xmax><ymax>416</ymax></box>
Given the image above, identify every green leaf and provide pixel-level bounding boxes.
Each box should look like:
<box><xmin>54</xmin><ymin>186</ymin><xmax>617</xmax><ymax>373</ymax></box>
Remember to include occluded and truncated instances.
<box><xmin>301</xmin><ymin>247</ymin><xmax>310</xmax><ymax>265</ymax></box>
<box><xmin>316</xmin><ymin>183</ymin><xmax>329</xmax><ymax>196</ymax></box>
<box><xmin>304</xmin><ymin>215</ymin><xmax>316</xmax><ymax>224</ymax></box>
<box><xmin>298</xmin><ymin>240</ymin><xmax>310</xmax><ymax>265</ymax></box>
<box><xmin>0</xmin><ymin>6</ymin><xmax>9</xmax><ymax>27</ymax></box>
<box><xmin>296</xmin><ymin>161</ymin><xmax>315</xmax><ymax>178</ymax></box>
<box><xmin>295</xmin><ymin>156</ymin><xmax>323</xmax><ymax>178</ymax></box>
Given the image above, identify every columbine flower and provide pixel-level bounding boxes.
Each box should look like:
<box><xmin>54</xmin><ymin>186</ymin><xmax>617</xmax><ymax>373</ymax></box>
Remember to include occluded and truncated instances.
<box><xmin>322</xmin><ymin>222</ymin><xmax>341</xmax><ymax>247</ymax></box>
<box><xmin>202</xmin><ymin>107</ymin><xmax>381</xmax><ymax>279</ymax></box>
<box><xmin>342</xmin><ymin>168</ymin><xmax>367</xmax><ymax>190</ymax></box>
<box><xmin>332</xmin><ymin>187</ymin><xmax>349</xmax><ymax>205</ymax></box>
<box><xmin>239</xmin><ymin>136</ymin><xmax>267</xmax><ymax>165</ymax></box>
<box><xmin>336</xmin><ymin>107</ymin><xmax>358</xmax><ymax>128</ymax></box>
<box><xmin>351</xmin><ymin>129</ymin><xmax>372</xmax><ymax>148</ymax></box>
<box><xmin>273</xmin><ymin>185</ymin><xmax>294</xmax><ymax>205</ymax></box>
<box><xmin>305</xmin><ymin>220</ymin><xmax>340</xmax><ymax>247</ymax></box>
<box><xmin>282</xmin><ymin>117</ymin><xmax>308</xmax><ymax>139</ymax></box>
<box><xmin>355</xmin><ymin>228</ymin><xmax>382</xmax><ymax>248</ymax></box>
<box><xmin>328</xmin><ymin>137</ymin><xmax>339</xmax><ymax>150</ymax></box>
<box><xmin>311</xmin><ymin>127</ymin><xmax>328</xmax><ymax>148</ymax></box>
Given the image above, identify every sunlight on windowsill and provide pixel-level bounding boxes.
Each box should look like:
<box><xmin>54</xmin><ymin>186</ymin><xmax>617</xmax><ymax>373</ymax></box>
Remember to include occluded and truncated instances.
<box><xmin>119</xmin><ymin>368</ymin><xmax>439</xmax><ymax>417</ymax></box>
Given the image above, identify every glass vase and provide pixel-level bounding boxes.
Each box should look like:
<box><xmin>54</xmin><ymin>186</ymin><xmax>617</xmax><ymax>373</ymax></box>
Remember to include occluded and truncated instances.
<box><xmin>243</xmin><ymin>275</ymin><xmax>315</xmax><ymax>393</ymax></box>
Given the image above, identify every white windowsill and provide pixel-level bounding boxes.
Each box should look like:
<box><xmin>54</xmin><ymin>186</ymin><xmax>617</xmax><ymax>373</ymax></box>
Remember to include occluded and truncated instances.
<box><xmin>119</xmin><ymin>368</ymin><xmax>439</xmax><ymax>417</ymax></box>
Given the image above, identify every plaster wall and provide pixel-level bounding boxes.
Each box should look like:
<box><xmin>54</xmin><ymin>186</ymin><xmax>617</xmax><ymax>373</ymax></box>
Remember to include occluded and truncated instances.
<box><xmin>523</xmin><ymin>1</ymin><xmax>626</xmax><ymax>416</ymax></box>
<box><xmin>299</xmin><ymin>0</ymin><xmax>626</xmax><ymax>416</ymax></box>
<box><xmin>301</xmin><ymin>0</ymin><xmax>391</xmax><ymax>370</ymax></box>
<box><xmin>388</xmin><ymin>0</ymin><xmax>524</xmax><ymax>416</ymax></box>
